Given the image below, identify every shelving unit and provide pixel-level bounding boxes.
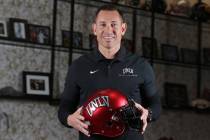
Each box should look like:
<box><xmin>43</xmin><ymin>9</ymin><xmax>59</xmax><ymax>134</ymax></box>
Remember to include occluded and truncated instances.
<box><xmin>60</xmin><ymin>0</ymin><xmax>210</xmax><ymax>110</ymax></box>
<box><xmin>1</xmin><ymin>0</ymin><xmax>210</xmax><ymax>110</ymax></box>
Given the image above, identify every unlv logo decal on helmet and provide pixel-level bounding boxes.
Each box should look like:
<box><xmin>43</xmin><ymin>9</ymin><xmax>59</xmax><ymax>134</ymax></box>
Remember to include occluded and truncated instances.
<box><xmin>85</xmin><ymin>96</ymin><xmax>109</xmax><ymax>117</ymax></box>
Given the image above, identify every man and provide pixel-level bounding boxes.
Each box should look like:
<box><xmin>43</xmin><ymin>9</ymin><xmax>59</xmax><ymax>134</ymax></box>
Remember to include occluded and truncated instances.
<box><xmin>58</xmin><ymin>4</ymin><xmax>161</xmax><ymax>140</ymax></box>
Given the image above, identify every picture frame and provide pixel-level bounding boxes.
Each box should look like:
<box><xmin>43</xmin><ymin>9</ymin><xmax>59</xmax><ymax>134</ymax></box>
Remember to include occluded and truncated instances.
<box><xmin>161</xmin><ymin>44</ymin><xmax>179</xmax><ymax>62</ymax></box>
<box><xmin>122</xmin><ymin>38</ymin><xmax>134</xmax><ymax>53</ymax></box>
<box><xmin>203</xmin><ymin>48</ymin><xmax>210</xmax><ymax>65</ymax></box>
<box><xmin>23</xmin><ymin>71</ymin><xmax>51</xmax><ymax>99</ymax></box>
<box><xmin>142</xmin><ymin>37</ymin><xmax>158</xmax><ymax>58</ymax></box>
<box><xmin>9</xmin><ymin>18</ymin><xmax>28</xmax><ymax>41</ymax></box>
<box><xmin>181</xmin><ymin>48</ymin><xmax>198</xmax><ymax>64</ymax></box>
<box><xmin>29</xmin><ymin>24</ymin><xmax>51</xmax><ymax>45</ymax></box>
<box><xmin>89</xmin><ymin>34</ymin><xmax>97</xmax><ymax>49</ymax></box>
<box><xmin>0</xmin><ymin>20</ymin><xmax>8</xmax><ymax>38</ymax></box>
<box><xmin>164</xmin><ymin>82</ymin><xmax>188</xmax><ymax>108</ymax></box>
<box><xmin>62</xmin><ymin>30</ymin><xmax>83</xmax><ymax>48</ymax></box>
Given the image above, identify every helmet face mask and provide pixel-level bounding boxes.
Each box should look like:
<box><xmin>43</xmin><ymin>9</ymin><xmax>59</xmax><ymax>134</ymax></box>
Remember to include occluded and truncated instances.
<box><xmin>82</xmin><ymin>88</ymin><xmax>142</xmax><ymax>138</ymax></box>
<box><xmin>119</xmin><ymin>99</ymin><xmax>143</xmax><ymax>131</ymax></box>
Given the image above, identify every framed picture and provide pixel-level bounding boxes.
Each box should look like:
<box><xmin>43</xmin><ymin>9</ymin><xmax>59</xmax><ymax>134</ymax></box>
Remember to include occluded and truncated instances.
<box><xmin>161</xmin><ymin>44</ymin><xmax>179</xmax><ymax>62</ymax></box>
<box><xmin>89</xmin><ymin>34</ymin><xmax>97</xmax><ymax>49</ymax></box>
<box><xmin>122</xmin><ymin>38</ymin><xmax>134</xmax><ymax>53</ymax></box>
<box><xmin>23</xmin><ymin>71</ymin><xmax>51</xmax><ymax>99</ymax></box>
<box><xmin>181</xmin><ymin>48</ymin><xmax>198</xmax><ymax>64</ymax></box>
<box><xmin>29</xmin><ymin>24</ymin><xmax>51</xmax><ymax>45</ymax></box>
<box><xmin>0</xmin><ymin>20</ymin><xmax>8</xmax><ymax>37</ymax></box>
<box><xmin>9</xmin><ymin>18</ymin><xmax>28</xmax><ymax>41</ymax></box>
<box><xmin>203</xmin><ymin>48</ymin><xmax>210</xmax><ymax>65</ymax></box>
<box><xmin>62</xmin><ymin>30</ymin><xmax>83</xmax><ymax>48</ymax></box>
<box><xmin>164</xmin><ymin>82</ymin><xmax>188</xmax><ymax>108</ymax></box>
<box><xmin>142</xmin><ymin>37</ymin><xmax>158</xmax><ymax>58</ymax></box>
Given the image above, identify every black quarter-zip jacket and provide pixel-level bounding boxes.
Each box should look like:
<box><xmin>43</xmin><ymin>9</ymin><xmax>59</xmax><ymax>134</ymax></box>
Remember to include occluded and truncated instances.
<box><xmin>58</xmin><ymin>47</ymin><xmax>161</xmax><ymax>140</ymax></box>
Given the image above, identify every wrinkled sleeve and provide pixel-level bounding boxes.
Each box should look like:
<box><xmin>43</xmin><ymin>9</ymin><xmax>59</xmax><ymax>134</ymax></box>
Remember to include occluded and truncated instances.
<box><xmin>58</xmin><ymin>63</ymin><xmax>80</xmax><ymax>128</ymax></box>
<box><xmin>141</xmin><ymin>60</ymin><xmax>161</xmax><ymax>122</ymax></box>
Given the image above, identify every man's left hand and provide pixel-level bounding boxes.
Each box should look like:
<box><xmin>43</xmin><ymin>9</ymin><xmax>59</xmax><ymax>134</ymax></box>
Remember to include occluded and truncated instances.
<box><xmin>134</xmin><ymin>102</ymin><xmax>149</xmax><ymax>134</ymax></box>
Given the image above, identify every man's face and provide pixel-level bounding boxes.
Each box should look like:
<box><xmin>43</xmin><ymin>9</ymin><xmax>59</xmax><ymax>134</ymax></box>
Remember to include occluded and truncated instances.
<box><xmin>92</xmin><ymin>10</ymin><xmax>127</xmax><ymax>50</ymax></box>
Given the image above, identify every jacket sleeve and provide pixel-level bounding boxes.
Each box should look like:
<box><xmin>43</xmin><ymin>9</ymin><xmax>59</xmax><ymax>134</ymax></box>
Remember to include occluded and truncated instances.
<box><xmin>141</xmin><ymin>60</ymin><xmax>161</xmax><ymax>122</ymax></box>
<box><xmin>58</xmin><ymin>63</ymin><xmax>80</xmax><ymax>128</ymax></box>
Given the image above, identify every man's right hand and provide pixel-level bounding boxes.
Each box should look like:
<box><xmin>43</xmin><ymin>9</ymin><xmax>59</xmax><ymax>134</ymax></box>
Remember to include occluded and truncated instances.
<box><xmin>67</xmin><ymin>107</ymin><xmax>90</xmax><ymax>137</ymax></box>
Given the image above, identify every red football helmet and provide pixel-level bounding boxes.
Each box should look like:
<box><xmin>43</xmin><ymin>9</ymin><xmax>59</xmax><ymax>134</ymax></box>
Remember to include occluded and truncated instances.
<box><xmin>81</xmin><ymin>88</ymin><xmax>142</xmax><ymax>138</ymax></box>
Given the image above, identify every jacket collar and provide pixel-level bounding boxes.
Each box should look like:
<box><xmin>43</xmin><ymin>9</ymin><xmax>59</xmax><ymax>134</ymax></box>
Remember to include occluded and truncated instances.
<box><xmin>93</xmin><ymin>47</ymin><xmax>126</xmax><ymax>62</ymax></box>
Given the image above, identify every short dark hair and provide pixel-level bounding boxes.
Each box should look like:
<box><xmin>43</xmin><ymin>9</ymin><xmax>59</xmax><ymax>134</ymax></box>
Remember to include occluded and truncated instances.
<box><xmin>94</xmin><ymin>5</ymin><xmax>124</xmax><ymax>23</ymax></box>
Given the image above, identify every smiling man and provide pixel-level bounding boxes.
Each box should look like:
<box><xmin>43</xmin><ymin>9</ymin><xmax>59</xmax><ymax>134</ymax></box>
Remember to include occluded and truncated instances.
<box><xmin>58</xmin><ymin>5</ymin><xmax>161</xmax><ymax>140</ymax></box>
<box><xmin>93</xmin><ymin>9</ymin><xmax>126</xmax><ymax>58</ymax></box>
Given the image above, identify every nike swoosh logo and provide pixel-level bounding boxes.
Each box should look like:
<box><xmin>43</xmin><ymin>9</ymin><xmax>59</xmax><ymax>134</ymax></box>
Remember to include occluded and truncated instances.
<box><xmin>90</xmin><ymin>69</ymin><xmax>99</xmax><ymax>74</ymax></box>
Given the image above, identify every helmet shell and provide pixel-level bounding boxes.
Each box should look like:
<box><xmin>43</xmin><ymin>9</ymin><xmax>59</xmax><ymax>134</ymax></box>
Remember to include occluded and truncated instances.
<box><xmin>82</xmin><ymin>88</ymin><xmax>129</xmax><ymax>137</ymax></box>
